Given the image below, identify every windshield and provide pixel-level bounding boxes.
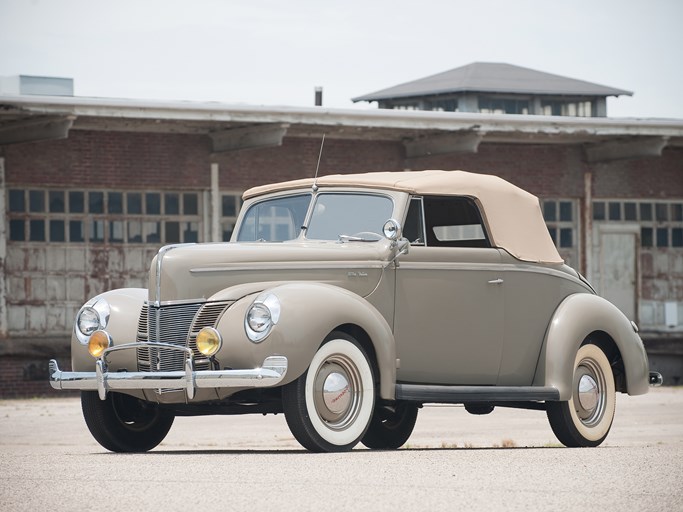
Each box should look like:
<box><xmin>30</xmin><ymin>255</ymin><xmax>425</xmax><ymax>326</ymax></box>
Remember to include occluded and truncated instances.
<box><xmin>236</xmin><ymin>192</ymin><xmax>394</xmax><ymax>242</ymax></box>
<box><xmin>237</xmin><ymin>194</ymin><xmax>311</xmax><ymax>242</ymax></box>
<box><xmin>306</xmin><ymin>193</ymin><xmax>393</xmax><ymax>240</ymax></box>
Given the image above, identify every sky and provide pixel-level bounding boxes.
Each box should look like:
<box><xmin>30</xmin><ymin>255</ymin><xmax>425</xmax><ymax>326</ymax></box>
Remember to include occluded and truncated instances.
<box><xmin>1</xmin><ymin>0</ymin><xmax>682</xmax><ymax>119</ymax></box>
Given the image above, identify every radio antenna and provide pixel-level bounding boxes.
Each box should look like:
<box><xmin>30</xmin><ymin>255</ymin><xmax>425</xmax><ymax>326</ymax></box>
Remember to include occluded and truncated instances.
<box><xmin>312</xmin><ymin>133</ymin><xmax>325</xmax><ymax>192</ymax></box>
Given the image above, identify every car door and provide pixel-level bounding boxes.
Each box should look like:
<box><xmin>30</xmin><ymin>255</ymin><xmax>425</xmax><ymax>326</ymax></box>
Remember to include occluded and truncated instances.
<box><xmin>394</xmin><ymin>196</ymin><xmax>505</xmax><ymax>385</ymax></box>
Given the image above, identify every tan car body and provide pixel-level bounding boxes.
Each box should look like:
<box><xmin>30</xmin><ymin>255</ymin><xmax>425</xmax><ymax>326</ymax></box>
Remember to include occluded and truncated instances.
<box><xmin>64</xmin><ymin>173</ymin><xmax>649</xmax><ymax>404</ymax></box>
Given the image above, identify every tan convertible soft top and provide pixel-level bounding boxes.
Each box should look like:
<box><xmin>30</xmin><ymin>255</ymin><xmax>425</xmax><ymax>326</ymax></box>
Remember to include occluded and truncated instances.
<box><xmin>244</xmin><ymin>170</ymin><xmax>563</xmax><ymax>264</ymax></box>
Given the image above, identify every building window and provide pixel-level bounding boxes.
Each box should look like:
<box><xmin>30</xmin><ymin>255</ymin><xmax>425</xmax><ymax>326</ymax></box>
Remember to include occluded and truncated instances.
<box><xmin>6</xmin><ymin>188</ymin><xmax>203</xmax><ymax>245</ymax></box>
<box><xmin>593</xmin><ymin>200</ymin><xmax>683</xmax><ymax>249</ymax></box>
<box><xmin>220</xmin><ymin>193</ymin><xmax>243</xmax><ymax>241</ymax></box>
<box><xmin>479</xmin><ymin>97</ymin><xmax>529</xmax><ymax>115</ymax></box>
<box><xmin>543</xmin><ymin>199</ymin><xmax>576</xmax><ymax>248</ymax></box>
<box><xmin>542</xmin><ymin>100</ymin><xmax>592</xmax><ymax>117</ymax></box>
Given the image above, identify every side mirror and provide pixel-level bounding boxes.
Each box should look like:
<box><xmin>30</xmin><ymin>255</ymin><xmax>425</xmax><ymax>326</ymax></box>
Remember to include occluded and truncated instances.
<box><xmin>383</xmin><ymin>219</ymin><xmax>409</xmax><ymax>264</ymax></box>
<box><xmin>382</xmin><ymin>219</ymin><xmax>402</xmax><ymax>242</ymax></box>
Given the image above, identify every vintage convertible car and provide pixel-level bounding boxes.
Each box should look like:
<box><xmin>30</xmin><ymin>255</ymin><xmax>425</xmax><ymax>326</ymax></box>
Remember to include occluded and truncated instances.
<box><xmin>49</xmin><ymin>170</ymin><xmax>662</xmax><ymax>452</ymax></box>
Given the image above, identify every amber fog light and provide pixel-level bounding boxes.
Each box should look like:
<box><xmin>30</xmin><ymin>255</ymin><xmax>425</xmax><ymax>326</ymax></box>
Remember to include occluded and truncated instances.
<box><xmin>88</xmin><ymin>330</ymin><xmax>112</xmax><ymax>358</ymax></box>
<box><xmin>197</xmin><ymin>327</ymin><xmax>222</xmax><ymax>357</ymax></box>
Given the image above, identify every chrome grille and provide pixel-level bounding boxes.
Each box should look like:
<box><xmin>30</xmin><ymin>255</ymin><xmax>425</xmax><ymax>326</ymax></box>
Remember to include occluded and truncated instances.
<box><xmin>136</xmin><ymin>301</ymin><xmax>233</xmax><ymax>387</ymax></box>
<box><xmin>137</xmin><ymin>303</ymin><xmax>201</xmax><ymax>379</ymax></box>
<box><xmin>188</xmin><ymin>301</ymin><xmax>232</xmax><ymax>365</ymax></box>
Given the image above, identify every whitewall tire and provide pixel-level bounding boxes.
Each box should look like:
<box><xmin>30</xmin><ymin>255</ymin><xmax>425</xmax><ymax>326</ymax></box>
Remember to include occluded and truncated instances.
<box><xmin>547</xmin><ymin>343</ymin><xmax>616</xmax><ymax>447</ymax></box>
<box><xmin>282</xmin><ymin>333</ymin><xmax>375</xmax><ymax>452</ymax></box>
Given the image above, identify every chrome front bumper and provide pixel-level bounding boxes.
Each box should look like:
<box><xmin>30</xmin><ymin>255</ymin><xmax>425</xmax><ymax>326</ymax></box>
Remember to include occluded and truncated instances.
<box><xmin>49</xmin><ymin>342</ymin><xmax>288</xmax><ymax>400</ymax></box>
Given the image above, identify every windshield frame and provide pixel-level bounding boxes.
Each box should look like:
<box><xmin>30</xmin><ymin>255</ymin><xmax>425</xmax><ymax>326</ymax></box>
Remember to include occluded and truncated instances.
<box><xmin>233</xmin><ymin>188</ymin><xmax>403</xmax><ymax>243</ymax></box>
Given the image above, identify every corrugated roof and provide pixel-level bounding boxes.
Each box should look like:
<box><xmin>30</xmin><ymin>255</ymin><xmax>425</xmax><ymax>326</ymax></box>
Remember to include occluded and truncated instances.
<box><xmin>352</xmin><ymin>62</ymin><xmax>633</xmax><ymax>102</ymax></box>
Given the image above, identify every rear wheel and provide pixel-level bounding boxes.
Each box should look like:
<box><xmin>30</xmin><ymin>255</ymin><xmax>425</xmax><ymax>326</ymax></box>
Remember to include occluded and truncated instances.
<box><xmin>282</xmin><ymin>332</ymin><xmax>375</xmax><ymax>452</ymax></box>
<box><xmin>546</xmin><ymin>344</ymin><xmax>616</xmax><ymax>447</ymax></box>
<box><xmin>361</xmin><ymin>402</ymin><xmax>418</xmax><ymax>449</ymax></box>
<box><xmin>81</xmin><ymin>391</ymin><xmax>175</xmax><ymax>452</ymax></box>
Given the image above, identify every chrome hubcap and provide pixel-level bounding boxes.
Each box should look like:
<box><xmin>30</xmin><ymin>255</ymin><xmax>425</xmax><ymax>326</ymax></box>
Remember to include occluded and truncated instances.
<box><xmin>323</xmin><ymin>371</ymin><xmax>351</xmax><ymax>415</ymax></box>
<box><xmin>313</xmin><ymin>357</ymin><xmax>361</xmax><ymax>430</ymax></box>
<box><xmin>578</xmin><ymin>374</ymin><xmax>599</xmax><ymax>414</ymax></box>
<box><xmin>574</xmin><ymin>358</ymin><xmax>606</xmax><ymax>426</ymax></box>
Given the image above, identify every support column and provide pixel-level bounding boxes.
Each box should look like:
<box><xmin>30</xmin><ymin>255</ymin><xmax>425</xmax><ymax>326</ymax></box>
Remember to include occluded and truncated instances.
<box><xmin>584</xmin><ymin>171</ymin><xmax>593</xmax><ymax>281</ymax></box>
<box><xmin>0</xmin><ymin>156</ymin><xmax>7</xmax><ymax>337</ymax></box>
<box><xmin>211</xmin><ymin>163</ymin><xmax>220</xmax><ymax>242</ymax></box>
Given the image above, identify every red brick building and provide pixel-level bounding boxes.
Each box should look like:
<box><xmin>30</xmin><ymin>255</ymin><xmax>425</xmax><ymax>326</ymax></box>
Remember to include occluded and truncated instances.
<box><xmin>1</xmin><ymin>91</ymin><xmax>682</xmax><ymax>396</ymax></box>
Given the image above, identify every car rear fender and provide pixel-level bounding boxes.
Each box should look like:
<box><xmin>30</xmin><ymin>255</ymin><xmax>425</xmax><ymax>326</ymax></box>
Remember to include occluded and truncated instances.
<box><xmin>214</xmin><ymin>282</ymin><xmax>397</xmax><ymax>400</ymax></box>
<box><xmin>534</xmin><ymin>293</ymin><xmax>649</xmax><ymax>399</ymax></box>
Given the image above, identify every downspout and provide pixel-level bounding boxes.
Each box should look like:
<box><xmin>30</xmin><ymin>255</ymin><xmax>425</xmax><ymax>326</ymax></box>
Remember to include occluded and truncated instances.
<box><xmin>211</xmin><ymin>163</ymin><xmax>220</xmax><ymax>242</ymax></box>
<box><xmin>584</xmin><ymin>171</ymin><xmax>593</xmax><ymax>281</ymax></box>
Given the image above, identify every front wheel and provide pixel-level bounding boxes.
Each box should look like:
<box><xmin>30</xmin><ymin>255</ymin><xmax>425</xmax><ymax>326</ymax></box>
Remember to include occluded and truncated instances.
<box><xmin>81</xmin><ymin>391</ymin><xmax>175</xmax><ymax>452</ymax></box>
<box><xmin>546</xmin><ymin>343</ymin><xmax>616</xmax><ymax>447</ymax></box>
<box><xmin>282</xmin><ymin>333</ymin><xmax>375</xmax><ymax>452</ymax></box>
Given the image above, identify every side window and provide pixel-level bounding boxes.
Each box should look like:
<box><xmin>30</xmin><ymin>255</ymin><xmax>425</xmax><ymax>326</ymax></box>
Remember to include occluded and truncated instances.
<box><xmin>403</xmin><ymin>197</ymin><xmax>425</xmax><ymax>245</ymax></box>
<box><xmin>423</xmin><ymin>196</ymin><xmax>490</xmax><ymax>248</ymax></box>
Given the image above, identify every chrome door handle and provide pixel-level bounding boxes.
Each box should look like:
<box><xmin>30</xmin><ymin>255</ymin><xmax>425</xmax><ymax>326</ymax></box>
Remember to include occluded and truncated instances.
<box><xmin>487</xmin><ymin>278</ymin><xmax>504</xmax><ymax>285</ymax></box>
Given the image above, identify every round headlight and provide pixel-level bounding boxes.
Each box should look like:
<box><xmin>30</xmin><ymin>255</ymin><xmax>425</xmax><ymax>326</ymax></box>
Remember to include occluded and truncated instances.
<box><xmin>74</xmin><ymin>298</ymin><xmax>111</xmax><ymax>344</ymax></box>
<box><xmin>247</xmin><ymin>303</ymin><xmax>271</xmax><ymax>333</ymax></box>
<box><xmin>196</xmin><ymin>327</ymin><xmax>222</xmax><ymax>357</ymax></box>
<box><xmin>77</xmin><ymin>307</ymin><xmax>100</xmax><ymax>337</ymax></box>
<box><xmin>245</xmin><ymin>293</ymin><xmax>281</xmax><ymax>343</ymax></box>
<box><xmin>88</xmin><ymin>330</ymin><xmax>112</xmax><ymax>358</ymax></box>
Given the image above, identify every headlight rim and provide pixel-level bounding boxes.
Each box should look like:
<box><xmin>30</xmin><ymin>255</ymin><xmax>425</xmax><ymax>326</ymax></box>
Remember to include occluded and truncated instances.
<box><xmin>244</xmin><ymin>293</ymin><xmax>281</xmax><ymax>343</ymax></box>
<box><xmin>75</xmin><ymin>297</ymin><xmax>111</xmax><ymax>344</ymax></box>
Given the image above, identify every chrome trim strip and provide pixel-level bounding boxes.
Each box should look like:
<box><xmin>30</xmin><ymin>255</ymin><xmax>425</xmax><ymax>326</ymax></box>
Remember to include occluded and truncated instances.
<box><xmin>395</xmin><ymin>383</ymin><xmax>560</xmax><ymax>403</ymax></box>
<box><xmin>154</xmin><ymin>244</ymin><xmax>195</xmax><ymax>306</ymax></box>
<box><xmin>145</xmin><ymin>298</ymin><xmax>207</xmax><ymax>307</ymax></box>
<box><xmin>399</xmin><ymin>261</ymin><xmax>582</xmax><ymax>283</ymax></box>
<box><xmin>49</xmin><ymin>353</ymin><xmax>288</xmax><ymax>400</ymax></box>
<box><xmin>190</xmin><ymin>262</ymin><xmax>385</xmax><ymax>273</ymax></box>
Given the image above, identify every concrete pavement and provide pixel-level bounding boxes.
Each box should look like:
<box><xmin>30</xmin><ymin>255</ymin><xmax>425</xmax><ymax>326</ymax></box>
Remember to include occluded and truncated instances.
<box><xmin>1</xmin><ymin>388</ymin><xmax>681</xmax><ymax>511</ymax></box>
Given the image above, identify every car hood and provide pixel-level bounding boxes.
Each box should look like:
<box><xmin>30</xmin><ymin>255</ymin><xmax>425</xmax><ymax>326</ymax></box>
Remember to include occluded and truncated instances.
<box><xmin>148</xmin><ymin>240</ymin><xmax>395</xmax><ymax>303</ymax></box>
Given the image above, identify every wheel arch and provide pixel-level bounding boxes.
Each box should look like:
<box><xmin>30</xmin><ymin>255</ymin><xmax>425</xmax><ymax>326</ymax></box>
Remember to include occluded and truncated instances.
<box><xmin>581</xmin><ymin>330</ymin><xmax>627</xmax><ymax>393</ymax></box>
<box><xmin>332</xmin><ymin>322</ymin><xmax>380</xmax><ymax>389</ymax></box>
<box><xmin>534</xmin><ymin>293</ymin><xmax>649</xmax><ymax>399</ymax></box>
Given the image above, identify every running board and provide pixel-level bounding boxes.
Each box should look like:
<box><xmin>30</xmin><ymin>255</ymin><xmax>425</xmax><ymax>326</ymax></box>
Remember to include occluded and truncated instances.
<box><xmin>395</xmin><ymin>384</ymin><xmax>560</xmax><ymax>403</ymax></box>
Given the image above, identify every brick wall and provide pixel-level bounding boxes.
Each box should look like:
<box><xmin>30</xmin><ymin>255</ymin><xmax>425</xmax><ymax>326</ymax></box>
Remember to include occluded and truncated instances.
<box><xmin>0</xmin><ymin>355</ymin><xmax>74</xmax><ymax>398</ymax></box>
<box><xmin>592</xmin><ymin>147</ymin><xmax>683</xmax><ymax>199</ymax></box>
<box><xmin>4</xmin><ymin>130</ymin><xmax>211</xmax><ymax>189</ymax></box>
<box><xmin>6</xmin><ymin>130</ymin><xmax>680</xmax><ymax>199</ymax></box>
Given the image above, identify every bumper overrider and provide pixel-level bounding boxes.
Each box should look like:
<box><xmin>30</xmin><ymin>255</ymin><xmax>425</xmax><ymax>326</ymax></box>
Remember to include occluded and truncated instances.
<box><xmin>49</xmin><ymin>342</ymin><xmax>288</xmax><ymax>400</ymax></box>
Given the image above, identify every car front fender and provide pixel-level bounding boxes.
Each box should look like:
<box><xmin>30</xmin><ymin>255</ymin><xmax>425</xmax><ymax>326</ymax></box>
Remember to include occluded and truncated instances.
<box><xmin>214</xmin><ymin>282</ymin><xmax>397</xmax><ymax>400</ymax></box>
<box><xmin>534</xmin><ymin>293</ymin><xmax>649</xmax><ymax>399</ymax></box>
<box><xmin>70</xmin><ymin>288</ymin><xmax>147</xmax><ymax>373</ymax></box>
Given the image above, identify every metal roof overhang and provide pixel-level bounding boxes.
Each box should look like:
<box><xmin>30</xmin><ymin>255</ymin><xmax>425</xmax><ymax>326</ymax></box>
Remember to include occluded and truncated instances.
<box><xmin>1</xmin><ymin>95</ymin><xmax>682</xmax><ymax>161</ymax></box>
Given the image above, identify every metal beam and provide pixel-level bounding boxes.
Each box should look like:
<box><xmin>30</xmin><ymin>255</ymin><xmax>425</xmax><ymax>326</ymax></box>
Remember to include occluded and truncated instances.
<box><xmin>0</xmin><ymin>116</ymin><xmax>74</xmax><ymax>145</ymax></box>
<box><xmin>404</xmin><ymin>130</ymin><xmax>483</xmax><ymax>158</ymax></box>
<box><xmin>584</xmin><ymin>136</ymin><xmax>669</xmax><ymax>163</ymax></box>
<box><xmin>210</xmin><ymin>123</ymin><xmax>289</xmax><ymax>153</ymax></box>
<box><xmin>0</xmin><ymin>157</ymin><xmax>7</xmax><ymax>337</ymax></box>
